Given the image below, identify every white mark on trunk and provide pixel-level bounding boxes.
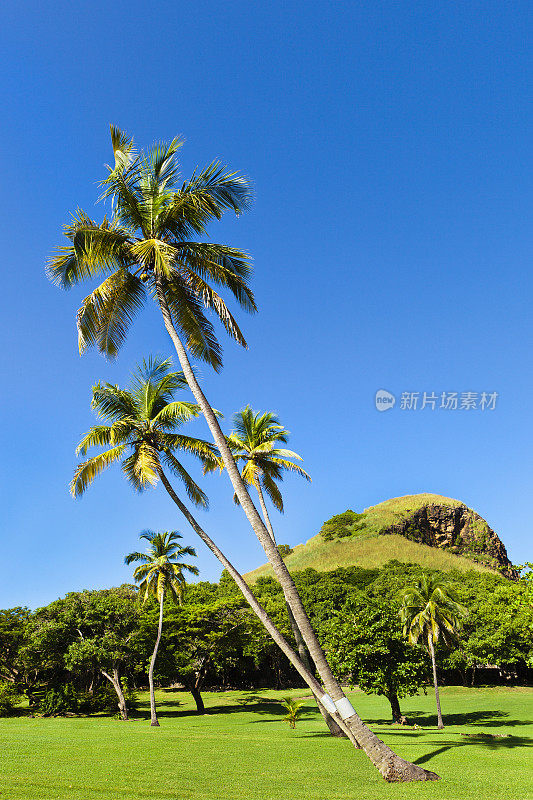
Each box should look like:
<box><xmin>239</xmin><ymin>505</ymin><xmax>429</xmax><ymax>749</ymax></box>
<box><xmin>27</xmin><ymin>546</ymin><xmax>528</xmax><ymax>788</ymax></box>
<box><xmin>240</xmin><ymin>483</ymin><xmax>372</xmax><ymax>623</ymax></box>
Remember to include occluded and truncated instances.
<box><xmin>320</xmin><ymin>693</ymin><xmax>337</xmax><ymax>715</ymax></box>
<box><xmin>335</xmin><ymin>697</ymin><xmax>356</xmax><ymax>720</ymax></box>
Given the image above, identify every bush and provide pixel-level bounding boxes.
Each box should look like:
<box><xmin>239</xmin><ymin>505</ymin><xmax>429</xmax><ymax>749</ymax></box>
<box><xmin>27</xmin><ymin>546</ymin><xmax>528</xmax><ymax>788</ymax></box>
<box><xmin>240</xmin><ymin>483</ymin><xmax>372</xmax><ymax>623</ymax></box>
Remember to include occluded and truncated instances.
<box><xmin>277</xmin><ymin>544</ymin><xmax>293</xmax><ymax>557</ymax></box>
<box><xmin>38</xmin><ymin>682</ymin><xmax>138</xmax><ymax>716</ymax></box>
<box><xmin>320</xmin><ymin>510</ymin><xmax>366</xmax><ymax>541</ymax></box>
<box><xmin>0</xmin><ymin>682</ymin><xmax>21</xmax><ymax>716</ymax></box>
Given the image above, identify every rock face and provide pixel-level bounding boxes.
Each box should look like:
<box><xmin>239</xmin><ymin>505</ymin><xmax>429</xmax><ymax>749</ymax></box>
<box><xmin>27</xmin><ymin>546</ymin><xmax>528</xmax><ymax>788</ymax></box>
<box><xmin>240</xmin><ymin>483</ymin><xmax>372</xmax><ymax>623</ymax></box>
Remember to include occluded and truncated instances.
<box><xmin>382</xmin><ymin>502</ymin><xmax>517</xmax><ymax>578</ymax></box>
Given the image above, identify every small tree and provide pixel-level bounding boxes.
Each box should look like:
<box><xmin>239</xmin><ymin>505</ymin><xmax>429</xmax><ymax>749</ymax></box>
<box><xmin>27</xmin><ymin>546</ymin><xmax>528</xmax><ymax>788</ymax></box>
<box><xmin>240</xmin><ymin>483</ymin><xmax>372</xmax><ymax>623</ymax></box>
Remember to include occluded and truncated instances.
<box><xmin>125</xmin><ymin>530</ymin><xmax>198</xmax><ymax>726</ymax></box>
<box><xmin>323</xmin><ymin>599</ymin><xmax>428</xmax><ymax>723</ymax></box>
<box><xmin>281</xmin><ymin>696</ymin><xmax>306</xmax><ymax>729</ymax></box>
<box><xmin>400</xmin><ymin>575</ymin><xmax>466</xmax><ymax>729</ymax></box>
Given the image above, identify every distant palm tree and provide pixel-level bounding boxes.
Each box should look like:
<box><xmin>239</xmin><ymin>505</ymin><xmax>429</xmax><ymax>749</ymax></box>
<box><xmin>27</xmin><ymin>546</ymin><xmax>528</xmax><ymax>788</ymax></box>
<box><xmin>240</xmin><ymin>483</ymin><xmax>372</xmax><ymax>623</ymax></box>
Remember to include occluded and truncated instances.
<box><xmin>223</xmin><ymin>406</ymin><xmax>310</xmax><ymax>528</ymax></box>
<box><xmin>125</xmin><ymin>530</ymin><xmax>198</xmax><ymax>726</ymax></box>
<box><xmin>400</xmin><ymin>575</ymin><xmax>467</xmax><ymax>729</ymax></box>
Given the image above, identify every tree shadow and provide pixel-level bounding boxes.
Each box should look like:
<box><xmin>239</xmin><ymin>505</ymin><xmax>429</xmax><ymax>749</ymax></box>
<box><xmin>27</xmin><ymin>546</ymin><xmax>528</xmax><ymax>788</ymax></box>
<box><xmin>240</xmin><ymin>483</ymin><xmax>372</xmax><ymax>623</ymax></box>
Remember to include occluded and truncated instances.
<box><xmin>412</xmin><ymin>734</ymin><xmax>533</xmax><ymax>765</ymax></box>
<box><xmin>139</xmin><ymin>698</ymin><xmax>313</xmax><ymax>719</ymax></box>
<box><xmin>366</xmin><ymin>709</ymin><xmax>533</xmax><ymax>729</ymax></box>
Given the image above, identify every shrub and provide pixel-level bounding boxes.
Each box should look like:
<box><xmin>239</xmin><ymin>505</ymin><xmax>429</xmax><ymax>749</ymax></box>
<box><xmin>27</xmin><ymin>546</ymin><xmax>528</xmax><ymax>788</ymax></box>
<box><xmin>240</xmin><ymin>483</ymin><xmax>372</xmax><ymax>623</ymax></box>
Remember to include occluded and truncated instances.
<box><xmin>38</xmin><ymin>682</ymin><xmax>138</xmax><ymax>716</ymax></box>
<box><xmin>0</xmin><ymin>682</ymin><xmax>21</xmax><ymax>716</ymax></box>
<box><xmin>320</xmin><ymin>510</ymin><xmax>366</xmax><ymax>541</ymax></box>
<box><xmin>277</xmin><ymin>544</ymin><xmax>293</xmax><ymax>557</ymax></box>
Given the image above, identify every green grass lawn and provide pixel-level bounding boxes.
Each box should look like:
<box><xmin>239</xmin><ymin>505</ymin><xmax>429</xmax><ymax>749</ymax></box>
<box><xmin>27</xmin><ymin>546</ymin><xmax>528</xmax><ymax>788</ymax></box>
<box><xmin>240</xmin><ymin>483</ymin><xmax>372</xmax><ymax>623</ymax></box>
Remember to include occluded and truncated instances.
<box><xmin>0</xmin><ymin>686</ymin><xmax>531</xmax><ymax>800</ymax></box>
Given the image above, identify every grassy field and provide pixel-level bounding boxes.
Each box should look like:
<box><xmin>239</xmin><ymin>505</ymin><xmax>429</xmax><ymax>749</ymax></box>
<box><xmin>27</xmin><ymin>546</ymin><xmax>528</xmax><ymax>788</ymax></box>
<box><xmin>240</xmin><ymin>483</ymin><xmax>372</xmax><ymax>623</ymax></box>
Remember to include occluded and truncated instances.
<box><xmin>0</xmin><ymin>686</ymin><xmax>531</xmax><ymax>799</ymax></box>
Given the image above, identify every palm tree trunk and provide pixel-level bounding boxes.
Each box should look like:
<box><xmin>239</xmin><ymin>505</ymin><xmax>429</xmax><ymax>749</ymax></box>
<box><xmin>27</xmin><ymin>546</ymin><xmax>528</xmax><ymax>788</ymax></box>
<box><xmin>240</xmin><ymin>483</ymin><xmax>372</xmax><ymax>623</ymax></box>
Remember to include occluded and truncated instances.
<box><xmin>256</xmin><ymin>481</ymin><xmax>347</xmax><ymax>739</ymax></box>
<box><xmin>428</xmin><ymin>636</ymin><xmax>444</xmax><ymax>729</ymax></box>
<box><xmin>156</xmin><ymin>288</ymin><xmax>352</xmax><ymax>696</ymax></box>
<box><xmin>156</xmin><ymin>466</ymin><xmax>438</xmax><ymax>782</ymax></box>
<box><xmin>101</xmin><ymin>668</ymin><xmax>128</xmax><ymax>720</ymax></box>
<box><xmin>148</xmin><ymin>591</ymin><xmax>164</xmax><ymax>726</ymax></box>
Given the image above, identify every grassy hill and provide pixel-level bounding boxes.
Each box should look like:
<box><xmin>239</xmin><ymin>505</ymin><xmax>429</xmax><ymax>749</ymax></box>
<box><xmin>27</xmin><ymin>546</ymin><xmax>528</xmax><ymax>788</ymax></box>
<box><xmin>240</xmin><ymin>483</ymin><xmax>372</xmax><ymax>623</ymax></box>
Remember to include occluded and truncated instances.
<box><xmin>245</xmin><ymin>494</ymin><xmax>497</xmax><ymax>582</ymax></box>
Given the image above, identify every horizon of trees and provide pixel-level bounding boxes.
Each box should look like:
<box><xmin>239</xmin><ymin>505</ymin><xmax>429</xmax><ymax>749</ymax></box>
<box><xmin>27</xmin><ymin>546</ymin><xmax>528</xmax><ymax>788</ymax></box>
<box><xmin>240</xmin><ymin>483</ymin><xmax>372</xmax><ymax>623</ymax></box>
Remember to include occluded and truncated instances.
<box><xmin>1</xmin><ymin>561</ymin><xmax>531</xmax><ymax>723</ymax></box>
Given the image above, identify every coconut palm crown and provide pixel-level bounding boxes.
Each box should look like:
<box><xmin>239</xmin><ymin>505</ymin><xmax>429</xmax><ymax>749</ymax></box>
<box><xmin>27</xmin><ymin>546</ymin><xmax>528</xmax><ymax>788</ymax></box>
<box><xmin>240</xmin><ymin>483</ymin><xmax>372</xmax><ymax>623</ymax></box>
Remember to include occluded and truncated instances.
<box><xmin>208</xmin><ymin>406</ymin><xmax>310</xmax><ymax>511</ymax></box>
<box><xmin>400</xmin><ymin>575</ymin><xmax>467</xmax><ymax>649</ymax></box>
<box><xmin>47</xmin><ymin>126</ymin><xmax>255</xmax><ymax>369</ymax></box>
<box><xmin>71</xmin><ymin>355</ymin><xmax>218</xmax><ymax>504</ymax></box>
<box><xmin>125</xmin><ymin>529</ymin><xmax>199</xmax><ymax>604</ymax></box>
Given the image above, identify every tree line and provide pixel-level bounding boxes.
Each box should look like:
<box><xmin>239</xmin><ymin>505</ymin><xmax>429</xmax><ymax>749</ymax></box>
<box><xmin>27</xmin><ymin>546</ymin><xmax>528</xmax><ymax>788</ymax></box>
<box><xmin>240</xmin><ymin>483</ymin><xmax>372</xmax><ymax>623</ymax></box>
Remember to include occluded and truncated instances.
<box><xmin>1</xmin><ymin>561</ymin><xmax>530</xmax><ymax>725</ymax></box>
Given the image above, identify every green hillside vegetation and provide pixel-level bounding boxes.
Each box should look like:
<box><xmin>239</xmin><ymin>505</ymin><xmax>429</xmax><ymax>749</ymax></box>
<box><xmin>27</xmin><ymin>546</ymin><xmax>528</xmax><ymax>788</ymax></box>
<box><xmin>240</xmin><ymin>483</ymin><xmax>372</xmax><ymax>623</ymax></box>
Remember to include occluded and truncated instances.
<box><xmin>245</xmin><ymin>495</ymin><xmax>492</xmax><ymax>582</ymax></box>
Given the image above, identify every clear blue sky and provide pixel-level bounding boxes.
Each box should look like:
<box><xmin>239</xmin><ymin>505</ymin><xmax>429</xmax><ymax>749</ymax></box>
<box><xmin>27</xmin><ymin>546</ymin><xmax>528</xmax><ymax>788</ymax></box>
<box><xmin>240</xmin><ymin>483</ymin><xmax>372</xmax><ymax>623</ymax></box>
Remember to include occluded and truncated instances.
<box><xmin>1</xmin><ymin>1</ymin><xmax>531</xmax><ymax>608</ymax></box>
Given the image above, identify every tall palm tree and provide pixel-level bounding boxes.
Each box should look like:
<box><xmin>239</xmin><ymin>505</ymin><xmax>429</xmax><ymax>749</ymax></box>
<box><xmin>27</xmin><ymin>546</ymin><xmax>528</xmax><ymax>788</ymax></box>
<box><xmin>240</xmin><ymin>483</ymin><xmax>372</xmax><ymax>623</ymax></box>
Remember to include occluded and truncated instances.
<box><xmin>125</xmin><ymin>530</ymin><xmax>198</xmax><ymax>726</ymax></box>
<box><xmin>400</xmin><ymin>575</ymin><xmax>467</xmax><ymax>729</ymax></box>
<box><xmin>207</xmin><ymin>407</ymin><xmax>343</xmax><ymax>737</ymax></box>
<box><xmin>51</xmin><ymin>128</ymin><xmax>437</xmax><ymax>781</ymax></box>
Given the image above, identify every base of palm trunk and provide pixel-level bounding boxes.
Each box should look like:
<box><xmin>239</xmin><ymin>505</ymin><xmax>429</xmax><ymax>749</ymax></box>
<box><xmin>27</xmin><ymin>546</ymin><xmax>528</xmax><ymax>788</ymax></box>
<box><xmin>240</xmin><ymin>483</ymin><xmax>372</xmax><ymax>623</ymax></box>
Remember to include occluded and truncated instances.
<box><xmin>151</xmin><ymin>720</ymin><xmax>160</xmax><ymax>727</ymax></box>
<box><xmin>381</xmin><ymin>756</ymin><xmax>439</xmax><ymax>782</ymax></box>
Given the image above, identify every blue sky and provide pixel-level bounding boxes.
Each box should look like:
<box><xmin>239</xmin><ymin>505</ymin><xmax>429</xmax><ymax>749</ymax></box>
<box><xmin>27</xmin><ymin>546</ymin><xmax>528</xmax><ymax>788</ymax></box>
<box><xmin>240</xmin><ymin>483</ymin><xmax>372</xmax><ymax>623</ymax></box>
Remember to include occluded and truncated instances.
<box><xmin>1</xmin><ymin>1</ymin><xmax>531</xmax><ymax>608</ymax></box>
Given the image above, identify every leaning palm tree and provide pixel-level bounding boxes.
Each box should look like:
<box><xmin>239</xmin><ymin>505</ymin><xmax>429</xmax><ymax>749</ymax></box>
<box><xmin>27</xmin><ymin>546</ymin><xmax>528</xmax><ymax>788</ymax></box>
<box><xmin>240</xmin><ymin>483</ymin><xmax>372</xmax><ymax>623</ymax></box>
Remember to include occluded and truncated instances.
<box><xmin>125</xmin><ymin>530</ymin><xmax>198</xmax><ymax>726</ymax></box>
<box><xmin>50</xmin><ymin>128</ymin><xmax>437</xmax><ymax>781</ymax></box>
<box><xmin>72</xmin><ymin>357</ymin><xmax>355</xmax><ymax>740</ymax></box>
<box><xmin>400</xmin><ymin>575</ymin><xmax>467</xmax><ymax>729</ymax></box>
<box><xmin>71</xmin><ymin>355</ymin><xmax>218</xmax><ymax>503</ymax></box>
<box><xmin>206</xmin><ymin>407</ymin><xmax>343</xmax><ymax>737</ymax></box>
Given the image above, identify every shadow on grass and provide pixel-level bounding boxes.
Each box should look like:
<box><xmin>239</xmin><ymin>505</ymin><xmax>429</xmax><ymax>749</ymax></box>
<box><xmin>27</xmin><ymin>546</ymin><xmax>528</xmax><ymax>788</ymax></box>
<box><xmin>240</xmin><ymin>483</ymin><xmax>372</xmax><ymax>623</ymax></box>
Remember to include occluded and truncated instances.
<box><xmin>137</xmin><ymin>698</ymin><xmax>318</xmax><ymax>720</ymax></box>
<box><xmin>412</xmin><ymin>734</ymin><xmax>533</xmax><ymax>765</ymax></box>
<box><xmin>366</xmin><ymin>709</ymin><xmax>533</xmax><ymax>729</ymax></box>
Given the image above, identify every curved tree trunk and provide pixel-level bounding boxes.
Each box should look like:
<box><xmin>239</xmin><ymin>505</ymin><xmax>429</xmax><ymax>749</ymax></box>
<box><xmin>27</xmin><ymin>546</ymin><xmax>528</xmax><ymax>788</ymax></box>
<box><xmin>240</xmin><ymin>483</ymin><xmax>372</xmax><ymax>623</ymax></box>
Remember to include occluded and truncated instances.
<box><xmin>256</xmin><ymin>481</ymin><xmax>347</xmax><ymax>739</ymax></box>
<box><xmin>101</xmin><ymin>668</ymin><xmax>128</xmax><ymax>720</ymax></box>
<box><xmin>157</xmin><ymin>466</ymin><xmax>438</xmax><ymax>782</ymax></box>
<box><xmin>190</xmin><ymin>685</ymin><xmax>205</xmax><ymax>713</ymax></box>
<box><xmin>148</xmin><ymin>591</ymin><xmax>164</xmax><ymax>726</ymax></box>
<box><xmin>388</xmin><ymin>693</ymin><xmax>407</xmax><ymax>724</ymax></box>
<box><xmin>428</xmin><ymin>637</ymin><xmax>444</xmax><ymax>729</ymax></box>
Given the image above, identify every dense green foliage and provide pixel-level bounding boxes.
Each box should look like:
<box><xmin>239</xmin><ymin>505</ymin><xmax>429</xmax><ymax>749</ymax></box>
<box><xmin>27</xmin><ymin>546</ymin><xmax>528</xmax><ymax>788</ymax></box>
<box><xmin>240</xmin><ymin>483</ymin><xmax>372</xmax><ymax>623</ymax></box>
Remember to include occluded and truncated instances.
<box><xmin>0</xmin><ymin>682</ymin><xmax>21</xmax><ymax>716</ymax></box>
<box><xmin>2</xmin><ymin>562</ymin><xmax>531</xmax><ymax>720</ymax></box>
<box><xmin>320</xmin><ymin>510</ymin><xmax>367</xmax><ymax>541</ymax></box>
<box><xmin>323</xmin><ymin>599</ymin><xmax>428</xmax><ymax>721</ymax></box>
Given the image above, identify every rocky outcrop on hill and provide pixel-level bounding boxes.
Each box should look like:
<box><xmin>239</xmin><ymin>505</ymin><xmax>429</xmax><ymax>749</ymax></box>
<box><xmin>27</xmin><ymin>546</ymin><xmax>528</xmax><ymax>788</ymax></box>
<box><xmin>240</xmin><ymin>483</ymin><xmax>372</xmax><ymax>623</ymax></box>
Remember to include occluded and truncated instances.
<box><xmin>383</xmin><ymin>502</ymin><xmax>517</xmax><ymax>578</ymax></box>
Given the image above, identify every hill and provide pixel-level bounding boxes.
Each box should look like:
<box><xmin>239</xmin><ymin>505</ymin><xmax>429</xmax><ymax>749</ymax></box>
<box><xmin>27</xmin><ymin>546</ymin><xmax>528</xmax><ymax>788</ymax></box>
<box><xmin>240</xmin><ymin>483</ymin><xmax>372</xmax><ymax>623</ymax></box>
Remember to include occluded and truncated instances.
<box><xmin>245</xmin><ymin>493</ymin><xmax>516</xmax><ymax>582</ymax></box>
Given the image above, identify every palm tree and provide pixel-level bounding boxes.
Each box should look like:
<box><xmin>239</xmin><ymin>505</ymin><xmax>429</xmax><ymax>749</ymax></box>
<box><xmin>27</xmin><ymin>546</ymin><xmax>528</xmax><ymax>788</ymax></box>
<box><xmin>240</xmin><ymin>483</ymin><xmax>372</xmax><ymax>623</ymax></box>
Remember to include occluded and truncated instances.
<box><xmin>72</xmin><ymin>358</ymin><xmax>353</xmax><ymax>737</ymax></box>
<box><xmin>223</xmin><ymin>406</ymin><xmax>310</xmax><ymax>530</ymax></box>
<box><xmin>207</xmin><ymin>407</ymin><xmax>343</xmax><ymax>738</ymax></box>
<box><xmin>400</xmin><ymin>575</ymin><xmax>467</xmax><ymax>729</ymax></box>
<box><xmin>125</xmin><ymin>530</ymin><xmax>198</xmax><ymax>726</ymax></box>
<box><xmin>71</xmin><ymin>355</ymin><xmax>217</xmax><ymax>502</ymax></box>
<box><xmin>51</xmin><ymin>128</ymin><xmax>437</xmax><ymax>781</ymax></box>
<box><xmin>281</xmin><ymin>697</ymin><xmax>306</xmax><ymax>729</ymax></box>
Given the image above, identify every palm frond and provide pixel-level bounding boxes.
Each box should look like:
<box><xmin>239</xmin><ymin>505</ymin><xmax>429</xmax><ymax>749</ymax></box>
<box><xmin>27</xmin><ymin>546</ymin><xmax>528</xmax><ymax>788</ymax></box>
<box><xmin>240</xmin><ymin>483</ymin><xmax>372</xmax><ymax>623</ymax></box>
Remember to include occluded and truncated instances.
<box><xmin>159</xmin><ymin>450</ymin><xmax>209</xmax><ymax>508</ymax></box>
<box><xmin>70</xmin><ymin>446</ymin><xmax>126</xmax><ymax>497</ymax></box>
<box><xmin>77</xmin><ymin>269</ymin><xmax>145</xmax><ymax>357</ymax></box>
<box><xmin>75</xmin><ymin>425</ymin><xmax>113</xmax><ymax>456</ymax></box>
<box><xmin>121</xmin><ymin>443</ymin><xmax>160</xmax><ymax>491</ymax></box>
<box><xmin>163</xmin><ymin>278</ymin><xmax>223</xmax><ymax>370</ymax></box>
